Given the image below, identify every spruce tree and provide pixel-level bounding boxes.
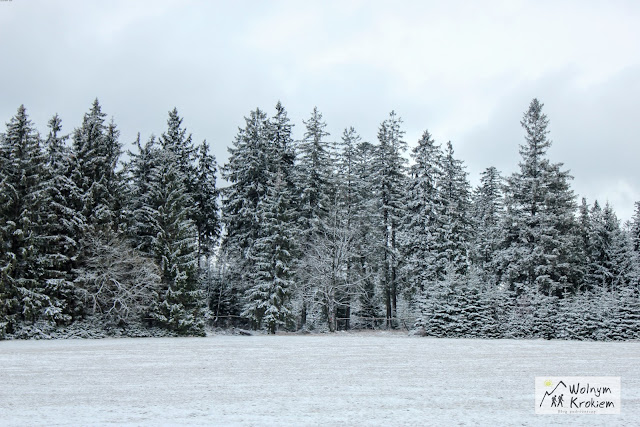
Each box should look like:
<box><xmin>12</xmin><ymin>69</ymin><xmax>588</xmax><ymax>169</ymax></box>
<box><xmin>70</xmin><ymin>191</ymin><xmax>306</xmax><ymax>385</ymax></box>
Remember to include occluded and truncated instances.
<box><xmin>240</xmin><ymin>103</ymin><xmax>298</xmax><ymax>332</ymax></box>
<box><xmin>585</xmin><ymin>201</ymin><xmax>633</xmax><ymax>291</ymax></box>
<box><xmin>470</xmin><ymin>166</ymin><xmax>503</xmax><ymax>282</ymax></box>
<box><xmin>126</xmin><ymin>134</ymin><xmax>159</xmax><ymax>254</ymax></box>
<box><xmin>221</xmin><ymin>108</ymin><xmax>271</xmax><ymax>319</ymax></box>
<box><xmin>39</xmin><ymin>114</ymin><xmax>84</xmax><ymax>324</ymax></box>
<box><xmin>436</xmin><ymin>141</ymin><xmax>471</xmax><ymax>276</ymax></box>
<box><xmin>629</xmin><ymin>201</ymin><xmax>640</xmax><ymax>287</ymax></box>
<box><xmin>242</xmin><ymin>172</ymin><xmax>295</xmax><ymax>333</ymax></box>
<box><xmin>333</xmin><ymin>127</ymin><xmax>362</xmax><ymax>329</ymax></box>
<box><xmin>146</xmin><ymin>149</ymin><xmax>203</xmax><ymax>335</ymax></box>
<box><xmin>295</xmin><ymin>107</ymin><xmax>334</xmax><ymax>328</ymax></box>
<box><xmin>0</xmin><ymin>106</ymin><xmax>50</xmax><ymax>331</ymax></box>
<box><xmin>351</xmin><ymin>140</ymin><xmax>382</xmax><ymax>327</ymax></box>
<box><xmin>70</xmin><ymin>99</ymin><xmax>122</xmax><ymax>233</ymax></box>
<box><xmin>401</xmin><ymin>129</ymin><xmax>443</xmax><ymax>302</ymax></box>
<box><xmin>296</xmin><ymin>107</ymin><xmax>333</xmax><ymax>237</ymax></box>
<box><xmin>374</xmin><ymin>111</ymin><xmax>407</xmax><ymax>326</ymax></box>
<box><xmin>160</xmin><ymin>108</ymin><xmax>196</xmax><ymax>192</ymax></box>
<box><xmin>222</xmin><ymin>108</ymin><xmax>271</xmax><ymax>261</ymax></box>
<box><xmin>497</xmin><ymin>99</ymin><xmax>580</xmax><ymax>296</ymax></box>
<box><xmin>193</xmin><ymin>140</ymin><xmax>220</xmax><ymax>264</ymax></box>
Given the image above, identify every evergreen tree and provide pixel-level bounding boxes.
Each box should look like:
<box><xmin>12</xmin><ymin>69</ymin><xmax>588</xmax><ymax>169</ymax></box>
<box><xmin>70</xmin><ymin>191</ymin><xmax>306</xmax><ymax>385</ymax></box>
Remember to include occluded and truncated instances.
<box><xmin>242</xmin><ymin>172</ymin><xmax>295</xmax><ymax>333</ymax></box>
<box><xmin>222</xmin><ymin>108</ymin><xmax>271</xmax><ymax>261</ymax></box>
<box><xmin>470</xmin><ymin>166</ymin><xmax>503</xmax><ymax>281</ymax></box>
<box><xmin>70</xmin><ymin>99</ymin><xmax>122</xmax><ymax>233</ymax></box>
<box><xmin>221</xmin><ymin>108</ymin><xmax>271</xmax><ymax>319</ymax></box>
<box><xmin>401</xmin><ymin>129</ymin><xmax>443</xmax><ymax>302</ymax></box>
<box><xmin>333</xmin><ymin>127</ymin><xmax>362</xmax><ymax>329</ymax></box>
<box><xmin>268</xmin><ymin>102</ymin><xmax>297</xmax><ymax>194</ymax></box>
<box><xmin>126</xmin><ymin>134</ymin><xmax>159</xmax><ymax>254</ymax></box>
<box><xmin>0</xmin><ymin>106</ymin><xmax>50</xmax><ymax>332</ymax></box>
<box><xmin>193</xmin><ymin>140</ymin><xmax>220</xmax><ymax>264</ymax></box>
<box><xmin>436</xmin><ymin>141</ymin><xmax>472</xmax><ymax>276</ymax></box>
<box><xmin>160</xmin><ymin>108</ymin><xmax>196</xmax><ymax>192</ymax></box>
<box><xmin>585</xmin><ymin>201</ymin><xmax>633</xmax><ymax>291</ymax></box>
<box><xmin>629</xmin><ymin>201</ymin><xmax>640</xmax><ymax>287</ymax></box>
<box><xmin>374</xmin><ymin>111</ymin><xmax>408</xmax><ymax>326</ymax></box>
<box><xmin>295</xmin><ymin>107</ymin><xmax>334</xmax><ymax>327</ymax></box>
<box><xmin>146</xmin><ymin>149</ymin><xmax>204</xmax><ymax>335</ymax></box>
<box><xmin>497</xmin><ymin>99</ymin><xmax>580</xmax><ymax>296</ymax></box>
<box><xmin>296</xmin><ymin>107</ymin><xmax>333</xmax><ymax>237</ymax></box>
<box><xmin>351</xmin><ymin>140</ymin><xmax>382</xmax><ymax>327</ymax></box>
<box><xmin>39</xmin><ymin>114</ymin><xmax>84</xmax><ymax>324</ymax></box>
<box><xmin>240</xmin><ymin>103</ymin><xmax>298</xmax><ymax>332</ymax></box>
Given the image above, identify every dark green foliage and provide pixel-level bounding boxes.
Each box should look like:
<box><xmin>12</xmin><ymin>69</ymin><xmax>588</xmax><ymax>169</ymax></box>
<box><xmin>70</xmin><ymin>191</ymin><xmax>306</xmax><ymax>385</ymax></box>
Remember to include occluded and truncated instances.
<box><xmin>1</xmin><ymin>106</ymin><xmax>53</xmax><ymax>331</ymax></box>
<box><xmin>193</xmin><ymin>140</ymin><xmax>221</xmax><ymax>261</ymax></box>
<box><xmin>143</xmin><ymin>148</ymin><xmax>203</xmax><ymax>335</ymax></box>
<box><xmin>70</xmin><ymin>100</ymin><xmax>123</xmax><ymax>233</ymax></box>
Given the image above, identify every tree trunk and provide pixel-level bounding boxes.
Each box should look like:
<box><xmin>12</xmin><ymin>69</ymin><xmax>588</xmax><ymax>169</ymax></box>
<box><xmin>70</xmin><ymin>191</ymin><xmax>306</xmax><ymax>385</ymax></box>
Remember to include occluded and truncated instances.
<box><xmin>300</xmin><ymin>301</ymin><xmax>307</xmax><ymax>330</ymax></box>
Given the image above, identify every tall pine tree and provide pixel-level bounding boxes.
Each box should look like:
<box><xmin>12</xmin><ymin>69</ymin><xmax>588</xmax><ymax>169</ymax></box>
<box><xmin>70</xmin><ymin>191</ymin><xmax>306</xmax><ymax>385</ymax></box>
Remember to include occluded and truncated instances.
<box><xmin>374</xmin><ymin>111</ymin><xmax>407</xmax><ymax>326</ymax></box>
<box><xmin>497</xmin><ymin>99</ymin><xmax>580</xmax><ymax>296</ymax></box>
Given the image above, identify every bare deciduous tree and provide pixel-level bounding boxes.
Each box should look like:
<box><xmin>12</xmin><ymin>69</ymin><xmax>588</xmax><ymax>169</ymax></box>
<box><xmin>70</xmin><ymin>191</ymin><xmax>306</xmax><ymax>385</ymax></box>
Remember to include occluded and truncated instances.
<box><xmin>75</xmin><ymin>235</ymin><xmax>160</xmax><ymax>325</ymax></box>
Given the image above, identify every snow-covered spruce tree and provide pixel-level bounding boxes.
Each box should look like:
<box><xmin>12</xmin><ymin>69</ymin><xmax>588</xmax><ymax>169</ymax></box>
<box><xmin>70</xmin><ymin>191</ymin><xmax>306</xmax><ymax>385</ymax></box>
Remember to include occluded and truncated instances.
<box><xmin>627</xmin><ymin>201</ymin><xmax>640</xmax><ymax>287</ymax></box>
<box><xmin>612</xmin><ymin>287</ymin><xmax>640</xmax><ymax>340</ymax></box>
<box><xmin>296</xmin><ymin>107</ymin><xmax>333</xmax><ymax>238</ymax></box>
<box><xmin>0</xmin><ymin>105</ymin><xmax>49</xmax><ymax>334</ymax></box>
<box><xmin>266</xmin><ymin>102</ymin><xmax>298</xmax><ymax>246</ymax></box>
<box><xmin>159</xmin><ymin>108</ymin><xmax>196</xmax><ymax>194</ymax></box>
<box><xmin>70</xmin><ymin>99</ymin><xmax>123</xmax><ymax>234</ymax></box>
<box><xmin>470</xmin><ymin>166</ymin><xmax>504</xmax><ymax>282</ymax></box>
<box><xmin>400</xmin><ymin>129</ymin><xmax>443</xmax><ymax>304</ymax></box>
<box><xmin>497</xmin><ymin>99</ymin><xmax>581</xmax><ymax>297</ymax></box>
<box><xmin>585</xmin><ymin>201</ymin><xmax>634</xmax><ymax>292</ymax></box>
<box><xmin>351</xmin><ymin>139</ymin><xmax>383</xmax><ymax>328</ymax></box>
<box><xmin>295</xmin><ymin>107</ymin><xmax>335</xmax><ymax>328</ymax></box>
<box><xmin>269</xmin><ymin>102</ymin><xmax>298</xmax><ymax>194</ymax></box>
<box><xmin>240</xmin><ymin>103</ymin><xmax>298</xmax><ymax>333</ymax></box>
<box><xmin>575</xmin><ymin>197</ymin><xmax>592</xmax><ymax>290</ymax></box>
<box><xmin>242</xmin><ymin>171</ymin><xmax>296</xmax><ymax>333</ymax></box>
<box><xmin>125</xmin><ymin>134</ymin><xmax>159</xmax><ymax>254</ymax></box>
<box><xmin>145</xmin><ymin>148</ymin><xmax>204</xmax><ymax>335</ymax></box>
<box><xmin>373</xmin><ymin>111</ymin><xmax>408</xmax><ymax>327</ymax></box>
<box><xmin>413</xmin><ymin>266</ymin><xmax>506</xmax><ymax>339</ymax></box>
<box><xmin>221</xmin><ymin>107</ymin><xmax>275</xmax><ymax>323</ymax></box>
<box><xmin>39</xmin><ymin>114</ymin><xmax>84</xmax><ymax>324</ymax></box>
<box><xmin>414</xmin><ymin>268</ymin><xmax>465</xmax><ymax>337</ymax></box>
<box><xmin>193</xmin><ymin>140</ymin><xmax>221</xmax><ymax>266</ymax></box>
<box><xmin>435</xmin><ymin>141</ymin><xmax>472</xmax><ymax>276</ymax></box>
<box><xmin>331</xmin><ymin>127</ymin><xmax>363</xmax><ymax>329</ymax></box>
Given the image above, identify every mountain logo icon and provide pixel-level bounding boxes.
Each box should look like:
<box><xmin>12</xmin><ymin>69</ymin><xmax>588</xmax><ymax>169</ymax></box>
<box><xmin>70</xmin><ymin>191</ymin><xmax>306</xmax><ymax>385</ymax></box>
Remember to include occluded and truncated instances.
<box><xmin>539</xmin><ymin>381</ymin><xmax>567</xmax><ymax>407</ymax></box>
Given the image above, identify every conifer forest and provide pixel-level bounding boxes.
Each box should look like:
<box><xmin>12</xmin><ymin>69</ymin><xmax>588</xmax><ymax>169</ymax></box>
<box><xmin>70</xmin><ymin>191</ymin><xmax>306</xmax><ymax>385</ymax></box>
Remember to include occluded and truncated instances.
<box><xmin>2</xmin><ymin>98</ymin><xmax>640</xmax><ymax>340</ymax></box>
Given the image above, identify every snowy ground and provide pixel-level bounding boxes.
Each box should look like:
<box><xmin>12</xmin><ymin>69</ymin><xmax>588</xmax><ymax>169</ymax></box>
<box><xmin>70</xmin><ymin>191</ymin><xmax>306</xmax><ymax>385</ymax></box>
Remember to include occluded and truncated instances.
<box><xmin>0</xmin><ymin>332</ymin><xmax>639</xmax><ymax>426</ymax></box>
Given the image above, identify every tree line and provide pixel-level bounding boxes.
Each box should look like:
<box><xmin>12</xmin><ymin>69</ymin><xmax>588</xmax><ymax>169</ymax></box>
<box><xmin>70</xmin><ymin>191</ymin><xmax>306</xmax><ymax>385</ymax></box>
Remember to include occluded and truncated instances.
<box><xmin>1</xmin><ymin>98</ymin><xmax>639</xmax><ymax>339</ymax></box>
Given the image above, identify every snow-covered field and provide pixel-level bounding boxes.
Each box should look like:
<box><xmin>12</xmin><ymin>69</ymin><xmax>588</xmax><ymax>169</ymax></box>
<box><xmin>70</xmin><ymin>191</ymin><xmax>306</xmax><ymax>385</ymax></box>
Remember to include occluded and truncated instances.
<box><xmin>0</xmin><ymin>332</ymin><xmax>638</xmax><ymax>426</ymax></box>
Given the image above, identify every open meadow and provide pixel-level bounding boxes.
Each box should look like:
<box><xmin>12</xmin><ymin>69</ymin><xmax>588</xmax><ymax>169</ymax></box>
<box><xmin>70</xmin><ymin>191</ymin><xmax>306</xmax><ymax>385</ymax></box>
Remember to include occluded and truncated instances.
<box><xmin>1</xmin><ymin>332</ymin><xmax>639</xmax><ymax>426</ymax></box>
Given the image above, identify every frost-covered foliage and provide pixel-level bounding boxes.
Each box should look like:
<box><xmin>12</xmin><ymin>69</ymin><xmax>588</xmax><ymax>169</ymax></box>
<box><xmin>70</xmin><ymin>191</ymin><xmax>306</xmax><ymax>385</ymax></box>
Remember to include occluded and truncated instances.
<box><xmin>374</xmin><ymin>111</ymin><xmax>408</xmax><ymax>327</ymax></box>
<box><xmin>75</xmin><ymin>235</ymin><xmax>160</xmax><ymax>325</ymax></box>
<box><xmin>401</xmin><ymin>130</ymin><xmax>443</xmax><ymax>301</ymax></box>
<box><xmin>3</xmin><ymin>98</ymin><xmax>640</xmax><ymax>340</ymax></box>
<box><xmin>496</xmin><ymin>99</ymin><xmax>581</xmax><ymax>297</ymax></box>
<box><xmin>222</xmin><ymin>103</ymin><xmax>298</xmax><ymax>333</ymax></box>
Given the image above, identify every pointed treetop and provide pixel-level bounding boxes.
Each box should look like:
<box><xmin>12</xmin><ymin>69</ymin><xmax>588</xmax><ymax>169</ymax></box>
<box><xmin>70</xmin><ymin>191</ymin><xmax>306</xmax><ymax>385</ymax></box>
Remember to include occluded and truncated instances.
<box><xmin>520</xmin><ymin>98</ymin><xmax>551</xmax><ymax>159</ymax></box>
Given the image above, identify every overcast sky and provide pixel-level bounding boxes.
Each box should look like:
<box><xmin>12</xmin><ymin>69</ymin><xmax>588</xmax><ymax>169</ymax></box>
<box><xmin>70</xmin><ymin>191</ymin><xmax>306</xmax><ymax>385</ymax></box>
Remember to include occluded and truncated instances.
<box><xmin>2</xmin><ymin>0</ymin><xmax>639</xmax><ymax>219</ymax></box>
